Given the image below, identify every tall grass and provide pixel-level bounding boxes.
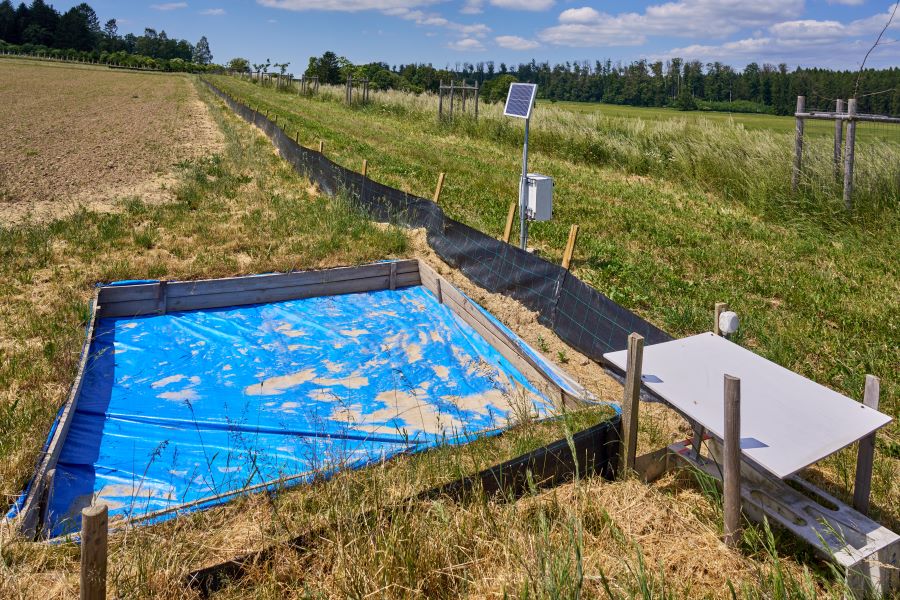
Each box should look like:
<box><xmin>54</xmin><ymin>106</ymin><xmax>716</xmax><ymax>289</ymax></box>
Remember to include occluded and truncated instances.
<box><xmin>274</xmin><ymin>79</ymin><xmax>900</xmax><ymax>226</ymax></box>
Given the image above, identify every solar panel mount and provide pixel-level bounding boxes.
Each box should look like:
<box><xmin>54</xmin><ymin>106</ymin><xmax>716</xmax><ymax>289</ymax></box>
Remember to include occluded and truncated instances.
<box><xmin>504</xmin><ymin>83</ymin><xmax>537</xmax><ymax>119</ymax></box>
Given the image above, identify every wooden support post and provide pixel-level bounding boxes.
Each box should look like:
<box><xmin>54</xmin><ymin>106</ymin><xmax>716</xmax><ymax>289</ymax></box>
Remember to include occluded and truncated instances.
<box><xmin>474</xmin><ymin>81</ymin><xmax>479</xmax><ymax>121</ymax></box>
<box><xmin>561</xmin><ymin>224</ymin><xmax>579</xmax><ymax>270</ymax></box>
<box><xmin>435</xmin><ymin>279</ymin><xmax>443</xmax><ymax>304</ymax></box>
<box><xmin>433</xmin><ymin>172</ymin><xmax>446</xmax><ymax>203</ymax></box>
<box><xmin>792</xmin><ymin>96</ymin><xmax>805</xmax><ymax>192</ymax></box>
<box><xmin>449</xmin><ymin>81</ymin><xmax>454</xmax><ymax>119</ymax></box>
<box><xmin>438</xmin><ymin>80</ymin><xmax>443</xmax><ymax>118</ymax></box>
<box><xmin>843</xmin><ymin>98</ymin><xmax>857</xmax><ymax>212</ymax></box>
<box><xmin>502</xmin><ymin>201</ymin><xmax>516</xmax><ymax>244</ymax></box>
<box><xmin>834</xmin><ymin>99</ymin><xmax>845</xmax><ymax>179</ymax></box>
<box><xmin>853</xmin><ymin>375</ymin><xmax>880</xmax><ymax>515</ymax></box>
<box><xmin>723</xmin><ymin>374</ymin><xmax>742</xmax><ymax>548</ymax></box>
<box><xmin>318</xmin><ymin>140</ymin><xmax>324</xmax><ymax>154</ymax></box>
<box><xmin>361</xmin><ymin>159</ymin><xmax>368</xmax><ymax>177</ymax></box>
<box><xmin>714</xmin><ymin>302</ymin><xmax>728</xmax><ymax>336</ymax></box>
<box><xmin>80</xmin><ymin>504</ymin><xmax>108</xmax><ymax>600</ymax></box>
<box><xmin>389</xmin><ymin>262</ymin><xmax>397</xmax><ymax>291</ymax></box>
<box><xmin>619</xmin><ymin>333</ymin><xmax>644</xmax><ymax>477</ymax></box>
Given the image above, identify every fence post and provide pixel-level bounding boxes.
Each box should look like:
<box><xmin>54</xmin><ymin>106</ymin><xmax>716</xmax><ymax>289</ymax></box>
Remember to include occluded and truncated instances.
<box><xmin>80</xmin><ymin>504</ymin><xmax>108</xmax><ymax>600</ymax></box>
<box><xmin>449</xmin><ymin>81</ymin><xmax>454</xmax><ymax>119</ymax></box>
<box><xmin>318</xmin><ymin>140</ymin><xmax>324</xmax><ymax>154</ymax></box>
<box><xmin>619</xmin><ymin>332</ymin><xmax>644</xmax><ymax>478</ymax></box>
<box><xmin>834</xmin><ymin>99</ymin><xmax>845</xmax><ymax>179</ymax></box>
<box><xmin>723</xmin><ymin>375</ymin><xmax>742</xmax><ymax>548</ymax></box>
<box><xmin>561</xmin><ymin>224</ymin><xmax>579</xmax><ymax>270</ymax></box>
<box><xmin>791</xmin><ymin>96</ymin><xmax>805</xmax><ymax>192</ymax></box>
<box><xmin>361</xmin><ymin>159</ymin><xmax>368</xmax><ymax>177</ymax></box>
<box><xmin>433</xmin><ymin>172</ymin><xmax>446</xmax><ymax>203</ymax></box>
<box><xmin>714</xmin><ymin>302</ymin><xmax>728</xmax><ymax>336</ymax></box>
<box><xmin>853</xmin><ymin>375</ymin><xmax>880</xmax><ymax>515</ymax></box>
<box><xmin>843</xmin><ymin>98</ymin><xmax>857</xmax><ymax>211</ymax></box>
<box><xmin>474</xmin><ymin>80</ymin><xmax>479</xmax><ymax>121</ymax></box>
<box><xmin>502</xmin><ymin>201</ymin><xmax>516</xmax><ymax>244</ymax></box>
<box><xmin>438</xmin><ymin>80</ymin><xmax>443</xmax><ymax>118</ymax></box>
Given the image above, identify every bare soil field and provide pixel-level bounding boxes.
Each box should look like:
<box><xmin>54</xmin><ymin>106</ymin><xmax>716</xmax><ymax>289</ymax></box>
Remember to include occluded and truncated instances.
<box><xmin>0</xmin><ymin>59</ymin><xmax>222</xmax><ymax>223</ymax></box>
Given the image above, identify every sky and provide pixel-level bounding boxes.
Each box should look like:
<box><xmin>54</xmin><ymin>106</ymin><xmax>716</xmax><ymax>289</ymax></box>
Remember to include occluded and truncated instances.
<box><xmin>49</xmin><ymin>0</ymin><xmax>900</xmax><ymax>72</ymax></box>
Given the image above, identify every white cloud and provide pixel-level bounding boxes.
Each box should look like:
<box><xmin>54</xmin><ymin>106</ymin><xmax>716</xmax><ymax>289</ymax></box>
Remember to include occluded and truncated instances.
<box><xmin>388</xmin><ymin>7</ymin><xmax>491</xmax><ymax>36</ymax></box>
<box><xmin>827</xmin><ymin>0</ymin><xmax>864</xmax><ymax>5</ymax></box>
<box><xmin>496</xmin><ymin>35</ymin><xmax>540</xmax><ymax>50</ymax></box>
<box><xmin>151</xmin><ymin>2</ymin><xmax>187</xmax><ymax>9</ymax></box>
<box><xmin>489</xmin><ymin>0</ymin><xmax>554</xmax><ymax>11</ymax></box>
<box><xmin>539</xmin><ymin>0</ymin><xmax>804</xmax><ymax>47</ymax></box>
<box><xmin>659</xmin><ymin>7</ymin><xmax>900</xmax><ymax>67</ymax></box>
<box><xmin>460</xmin><ymin>0</ymin><xmax>484</xmax><ymax>14</ymax></box>
<box><xmin>448</xmin><ymin>37</ymin><xmax>486</xmax><ymax>50</ymax></box>
<box><xmin>258</xmin><ymin>0</ymin><xmax>436</xmax><ymax>12</ymax></box>
<box><xmin>199</xmin><ymin>8</ymin><xmax>226</xmax><ymax>15</ymax></box>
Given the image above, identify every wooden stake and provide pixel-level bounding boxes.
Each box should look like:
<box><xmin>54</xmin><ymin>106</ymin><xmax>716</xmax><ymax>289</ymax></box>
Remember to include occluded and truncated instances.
<box><xmin>502</xmin><ymin>201</ymin><xmax>516</xmax><ymax>244</ymax></box>
<box><xmin>561</xmin><ymin>224</ymin><xmax>580</xmax><ymax>270</ymax></box>
<box><xmin>318</xmin><ymin>140</ymin><xmax>324</xmax><ymax>154</ymax></box>
<box><xmin>619</xmin><ymin>332</ymin><xmax>644</xmax><ymax>477</ymax></box>
<box><xmin>791</xmin><ymin>96</ymin><xmax>805</xmax><ymax>192</ymax></box>
<box><xmin>723</xmin><ymin>374</ymin><xmax>742</xmax><ymax>548</ymax></box>
<box><xmin>80</xmin><ymin>504</ymin><xmax>108</xmax><ymax>600</ymax></box>
<box><xmin>843</xmin><ymin>98</ymin><xmax>857</xmax><ymax>211</ymax></box>
<box><xmin>834</xmin><ymin>99</ymin><xmax>845</xmax><ymax>179</ymax></box>
<box><xmin>714</xmin><ymin>302</ymin><xmax>728</xmax><ymax>336</ymax></box>
<box><xmin>433</xmin><ymin>172</ymin><xmax>446</xmax><ymax>203</ymax></box>
<box><xmin>853</xmin><ymin>375</ymin><xmax>880</xmax><ymax>515</ymax></box>
<box><xmin>361</xmin><ymin>159</ymin><xmax>368</xmax><ymax>177</ymax></box>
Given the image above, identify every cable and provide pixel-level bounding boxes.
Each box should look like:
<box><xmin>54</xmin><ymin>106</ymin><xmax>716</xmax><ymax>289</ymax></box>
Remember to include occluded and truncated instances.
<box><xmin>854</xmin><ymin>1</ymin><xmax>899</xmax><ymax>97</ymax></box>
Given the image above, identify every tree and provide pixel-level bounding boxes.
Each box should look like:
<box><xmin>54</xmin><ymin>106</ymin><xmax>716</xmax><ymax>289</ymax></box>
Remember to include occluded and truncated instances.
<box><xmin>227</xmin><ymin>57</ymin><xmax>250</xmax><ymax>73</ymax></box>
<box><xmin>674</xmin><ymin>85</ymin><xmax>697</xmax><ymax>111</ymax></box>
<box><xmin>55</xmin><ymin>5</ymin><xmax>97</xmax><ymax>51</ymax></box>
<box><xmin>192</xmin><ymin>35</ymin><xmax>212</xmax><ymax>65</ymax></box>
<box><xmin>102</xmin><ymin>17</ymin><xmax>116</xmax><ymax>38</ymax></box>
<box><xmin>0</xmin><ymin>0</ymin><xmax>16</xmax><ymax>43</ymax></box>
<box><xmin>306</xmin><ymin>51</ymin><xmax>343</xmax><ymax>84</ymax></box>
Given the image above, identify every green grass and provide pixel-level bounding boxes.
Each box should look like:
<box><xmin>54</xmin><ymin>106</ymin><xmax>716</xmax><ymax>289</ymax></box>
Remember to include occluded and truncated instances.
<box><xmin>206</xmin><ymin>74</ymin><xmax>898</xmax><ymax>529</ymax></box>
<box><xmin>550</xmin><ymin>100</ymin><xmax>900</xmax><ymax>142</ymax></box>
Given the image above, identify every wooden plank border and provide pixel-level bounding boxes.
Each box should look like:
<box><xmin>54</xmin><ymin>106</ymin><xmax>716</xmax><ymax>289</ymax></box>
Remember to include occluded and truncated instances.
<box><xmin>15</xmin><ymin>288</ymin><xmax>100</xmax><ymax>538</ymax></box>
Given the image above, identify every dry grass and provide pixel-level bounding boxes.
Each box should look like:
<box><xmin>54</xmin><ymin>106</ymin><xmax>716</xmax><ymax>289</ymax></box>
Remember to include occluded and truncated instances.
<box><xmin>0</xmin><ymin>66</ymin><xmax>875</xmax><ymax>599</ymax></box>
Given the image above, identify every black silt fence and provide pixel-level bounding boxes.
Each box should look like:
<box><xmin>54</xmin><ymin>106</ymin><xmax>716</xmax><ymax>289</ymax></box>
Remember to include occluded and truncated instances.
<box><xmin>203</xmin><ymin>80</ymin><xmax>671</xmax><ymax>361</ymax></box>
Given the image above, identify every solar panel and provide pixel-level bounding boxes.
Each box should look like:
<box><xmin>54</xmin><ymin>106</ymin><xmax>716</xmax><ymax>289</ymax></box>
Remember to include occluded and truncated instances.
<box><xmin>503</xmin><ymin>83</ymin><xmax>537</xmax><ymax>119</ymax></box>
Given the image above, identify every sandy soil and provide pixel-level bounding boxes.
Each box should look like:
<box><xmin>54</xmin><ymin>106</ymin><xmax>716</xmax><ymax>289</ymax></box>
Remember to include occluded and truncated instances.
<box><xmin>0</xmin><ymin>59</ymin><xmax>223</xmax><ymax>224</ymax></box>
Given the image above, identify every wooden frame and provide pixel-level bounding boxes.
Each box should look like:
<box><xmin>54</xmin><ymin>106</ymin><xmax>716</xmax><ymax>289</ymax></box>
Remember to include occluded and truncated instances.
<box><xmin>12</xmin><ymin>259</ymin><xmax>592</xmax><ymax>538</ymax></box>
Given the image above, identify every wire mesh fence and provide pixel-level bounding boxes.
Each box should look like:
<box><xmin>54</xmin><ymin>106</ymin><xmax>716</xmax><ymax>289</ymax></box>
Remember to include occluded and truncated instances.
<box><xmin>204</xmin><ymin>79</ymin><xmax>672</xmax><ymax>362</ymax></box>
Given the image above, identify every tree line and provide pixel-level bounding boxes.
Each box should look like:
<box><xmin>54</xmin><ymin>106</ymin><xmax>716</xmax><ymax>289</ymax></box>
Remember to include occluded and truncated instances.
<box><xmin>244</xmin><ymin>51</ymin><xmax>899</xmax><ymax>116</ymax></box>
<box><xmin>0</xmin><ymin>0</ymin><xmax>213</xmax><ymax>69</ymax></box>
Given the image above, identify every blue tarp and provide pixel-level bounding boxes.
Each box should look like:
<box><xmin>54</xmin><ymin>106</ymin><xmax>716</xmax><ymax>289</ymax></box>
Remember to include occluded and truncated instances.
<box><xmin>30</xmin><ymin>284</ymin><xmax>562</xmax><ymax>537</ymax></box>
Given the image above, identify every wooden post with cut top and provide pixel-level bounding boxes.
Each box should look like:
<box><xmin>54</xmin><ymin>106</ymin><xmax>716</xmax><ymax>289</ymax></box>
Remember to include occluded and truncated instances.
<box><xmin>843</xmin><ymin>98</ymin><xmax>857</xmax><ymax>211</ymax></box>
<box><xmin>502</xmin><ymin>201</ymin><xmax>516</xmax><ymax>244</ymax></box>
<box><xmin>361</xmin><ymin>159</ymin><xmax>368</xmax><ymax>177</ymax></box>
<box><xmin>80</xmin><ymin>504</ymin><xmax>108</xmax><ymax>600</ymax></box>
<box><xmin>723</xmin><ymin>374</ymin><xmax>742</xmax><ymax>548</ymax></box>
<box><xmin>433</xmin><ymin>172</ymin><xmax>446</xmax><ymax>203</ymax></box>
<box><xmin>834</xmin><ymin>99</ymin><xmax>845</xmax><ymax>179</ymax></box>
<box><xmin>853</xmin><ymin>375</ymin><xmax>880</xmax><ymax>515</ymax></box>
<box><xmin>318</xmin><ymin>140</ymin><xmax>324</xmax><ymax>154</ymax></box>
<box><xmin>619</xmin><ymin>332</ymin><xmax>644</xmax><ymax>477</ymax></box>
<box><xmin>714</xmin><ymin>302</ymin><xmax>728</xmax><ymax>336</ymax></box>
<box><xmin>791</xmin><ymin>96</ymin><xmax>805</xmax><ymax>192</ymax></box>
<box><xmin>561</xmin><ymin>224</ymin><xmax>580</xmax><ymax>270</ymax></box>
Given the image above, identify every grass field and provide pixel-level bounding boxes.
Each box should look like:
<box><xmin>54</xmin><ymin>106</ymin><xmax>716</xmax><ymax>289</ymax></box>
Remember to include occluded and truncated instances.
<box><xmin>0</xmin><ymin>60</ymin><xmax>896</xmax><ymax>598</ymax></box>
<box><xmin>550</xmin><ymin>100</ymin><xmax>900</xmax><ymax>142</ymax></box>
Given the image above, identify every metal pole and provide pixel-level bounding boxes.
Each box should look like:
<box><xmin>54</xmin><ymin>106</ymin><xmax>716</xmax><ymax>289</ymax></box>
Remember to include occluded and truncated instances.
<box><xmin>519</xmin><ymin>117</ymin><xmax>530</xmax><ymax>250</ymax></box>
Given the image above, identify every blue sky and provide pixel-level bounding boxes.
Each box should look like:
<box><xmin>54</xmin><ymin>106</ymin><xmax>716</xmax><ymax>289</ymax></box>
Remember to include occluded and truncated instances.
<box><xmin>51</xmin><ymin>0</ymin><xmax>899</xmax><ymax>71</ymax></box>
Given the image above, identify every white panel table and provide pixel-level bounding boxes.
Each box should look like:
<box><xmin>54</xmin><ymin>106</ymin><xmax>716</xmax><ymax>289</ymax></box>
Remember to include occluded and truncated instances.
<box><xmin>603</xmin><ymin>332</ymin><xmax>892</xmax><ymax>479</ymax></box>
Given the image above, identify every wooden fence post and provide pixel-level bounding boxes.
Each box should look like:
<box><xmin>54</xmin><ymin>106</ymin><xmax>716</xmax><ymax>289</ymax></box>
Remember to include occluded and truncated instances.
<box><xmin>791</xmin><ymin>96</ymin><xmax>805</xmax><ymax>192</ymax></box>
<box><xmin>834</xmin><ymin>99</ymin><xmax>845</xmax><ymax>179</ymax></box>
<box><xmin>619</xmin><ymin>332</ymin><xmax>644</xmax><ymax>477</ymax></box>
<box><xmin>318</xmin><ymin>140</ymin><xmax>324</xmax><ymax>154</ymax></box>
<box><xmin>843</xmin><ymin>98</ymin><xmax>857</xmax><ymax>211</ymax></box>
<box><xmin>361</xmin><ymin>159</ymin><xmax>368</xmax><ymax>177</ymax></box>
<box><xmin>561</xmin><ymin>224</ymin><xmax>579</xmax><ymax>270</ymax></box>
<box><xmin>502</xmin><ymin>201</ymin><xmax>516</xmax><ymax>244</ymax></box>
<box><xmin>474</xmin><ymin>80</ymin><xmax>479</xmax><ymax>121</ymax></box>
<box><xmin>433</xmin><ymin>172</ymin><xmax>446</xmax><ymax>203</ymax></box>
<box><xmin>853</xmin><ymin>375</ymin><xmax>880</xmax><ymax>515</ymax></box>
<box><xmin>80</xmin><ymin>504</ymin><xmax>108</xmax><ymax>600</ymax></box>
<box><xmin>438</xmin><ymin>80</ymin><xmax>443</xmax><ymax>118</ymax></box>
<box><xmin>714</xmin><ymin>302</ymin><xmax>728</xmax><ymax>336</ymax></box>
<box><xmin>723</xmin><ymin>374</ymin><xmax>742</xmax><ymax>548</ymax></box>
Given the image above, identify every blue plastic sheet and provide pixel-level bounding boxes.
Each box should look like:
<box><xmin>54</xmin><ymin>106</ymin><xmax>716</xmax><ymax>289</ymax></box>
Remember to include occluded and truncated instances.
<box><xmin>37</xmin><ymin>285</ymin><xmax>558</xmax><ymax>537</ymax></box>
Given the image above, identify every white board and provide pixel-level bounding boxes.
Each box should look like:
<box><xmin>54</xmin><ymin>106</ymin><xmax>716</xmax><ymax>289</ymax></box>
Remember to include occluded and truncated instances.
<box><xmin>604</xmin><ymin>333</ymin><xmax>891</xmax><ymax>479</ymax></box>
